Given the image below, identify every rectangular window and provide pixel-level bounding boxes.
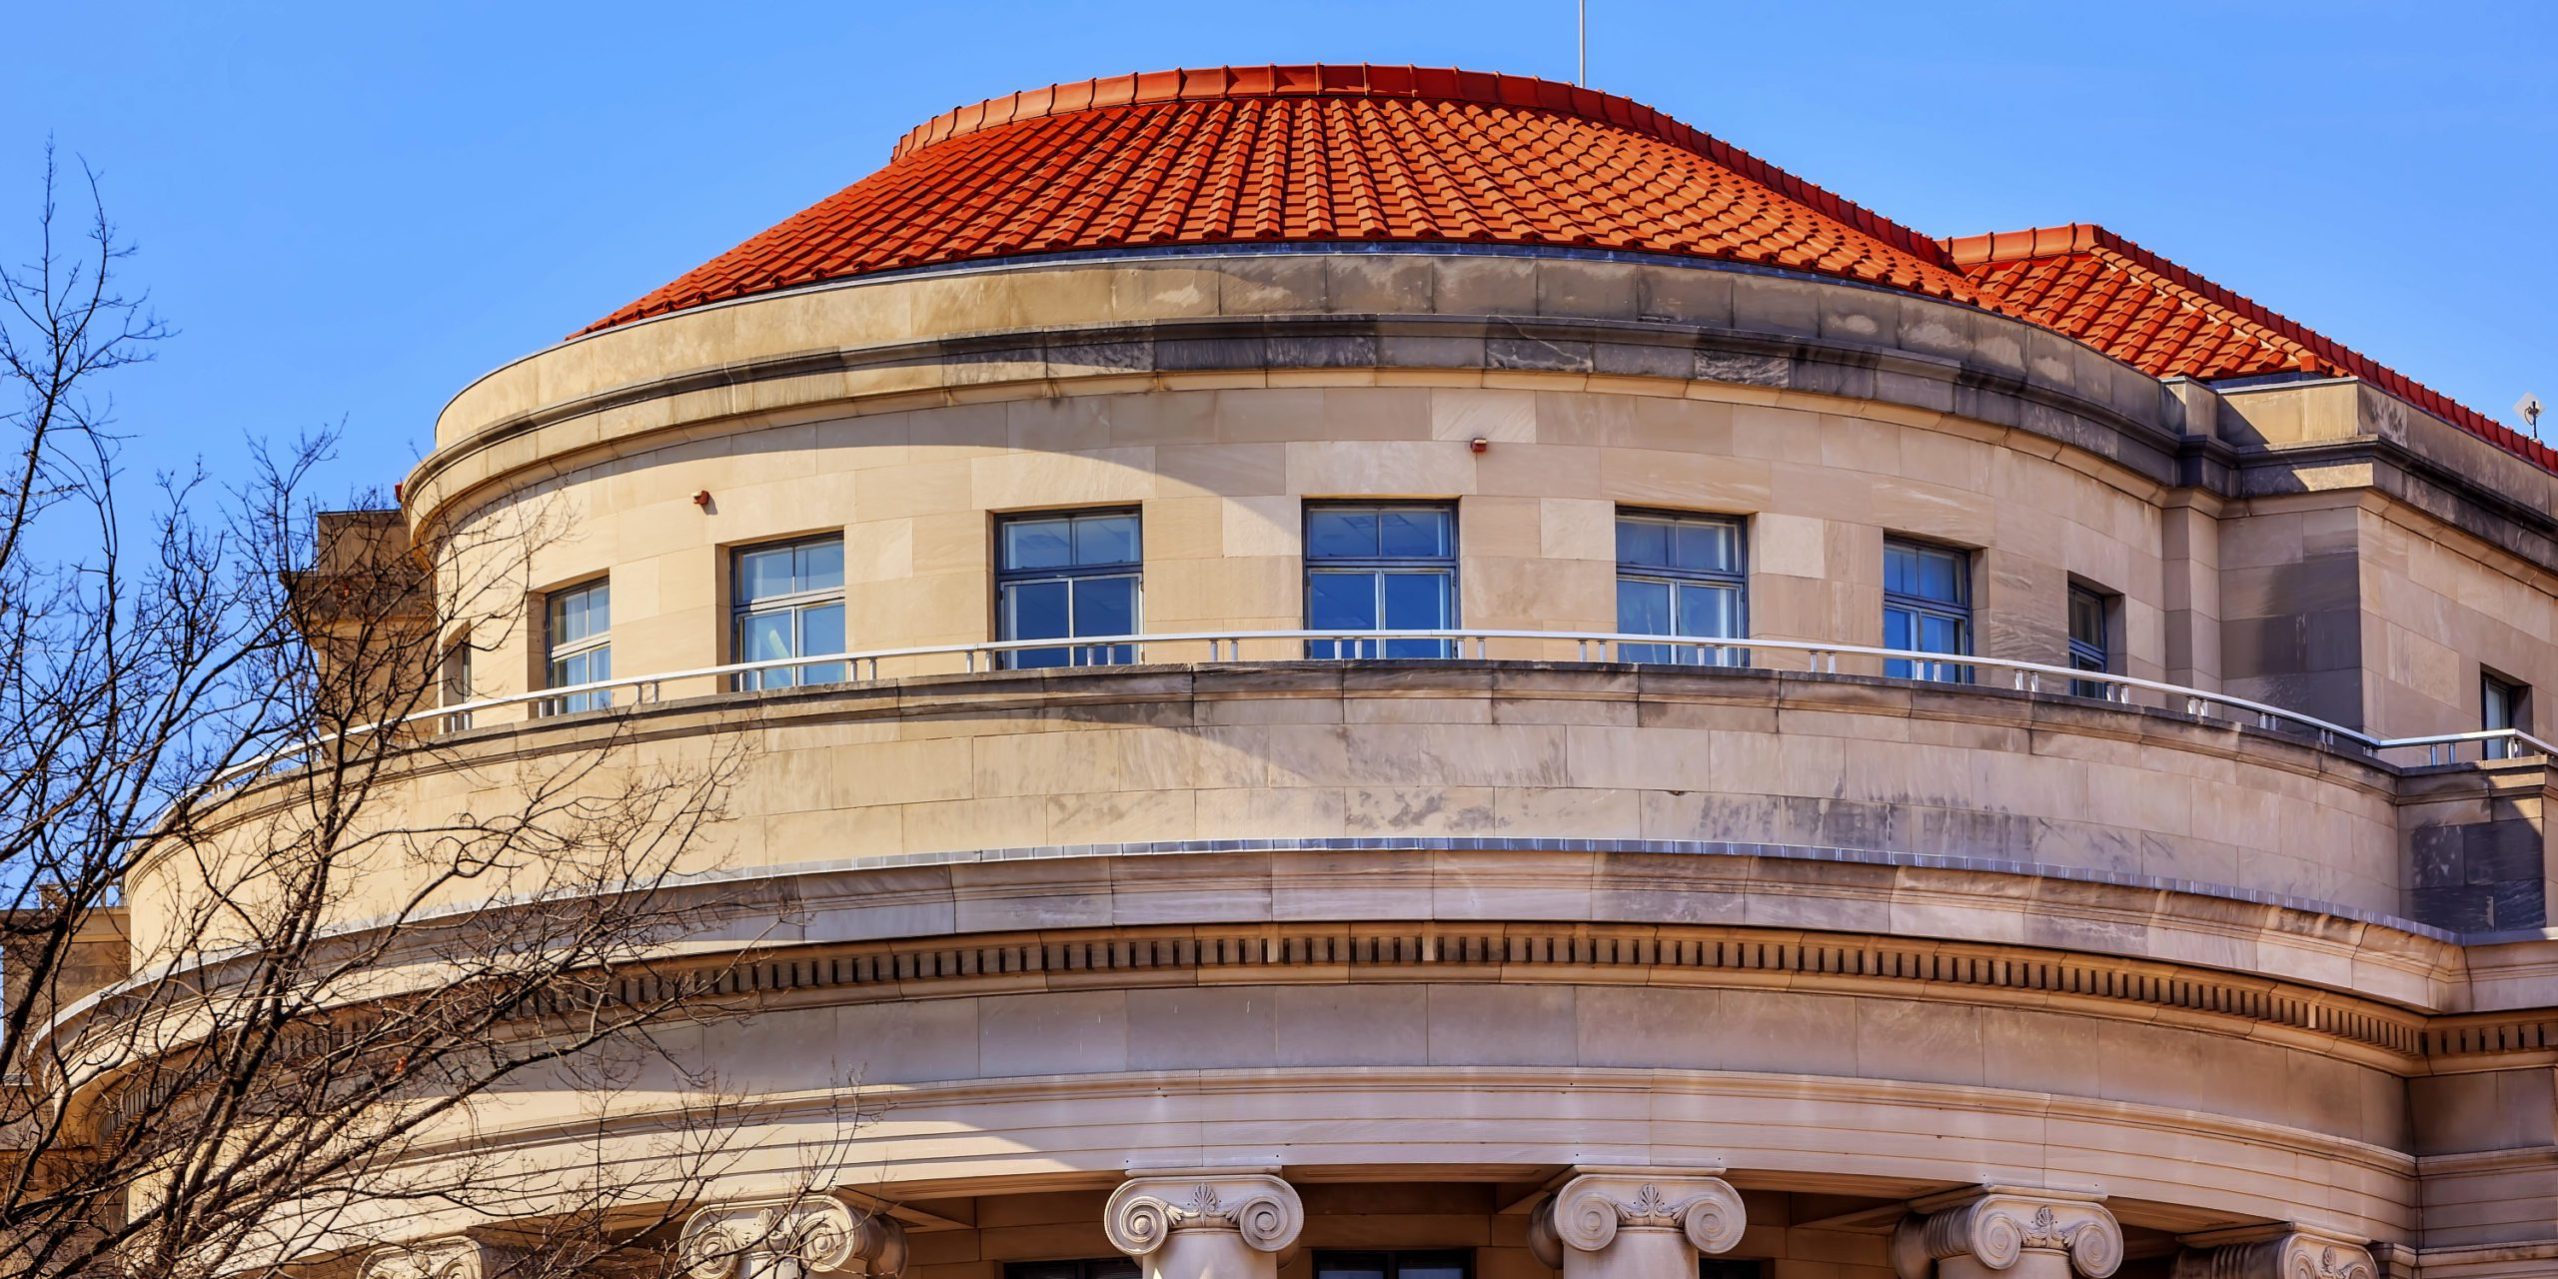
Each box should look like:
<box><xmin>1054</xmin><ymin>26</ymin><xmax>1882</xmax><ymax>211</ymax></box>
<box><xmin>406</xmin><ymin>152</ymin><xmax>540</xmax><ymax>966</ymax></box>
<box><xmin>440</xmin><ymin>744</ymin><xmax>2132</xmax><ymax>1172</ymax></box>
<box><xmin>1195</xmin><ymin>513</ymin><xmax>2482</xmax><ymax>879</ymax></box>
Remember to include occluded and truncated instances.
<box><xmin>1003</xmin><ymin>1262</ymin><xmax>1137</xmax><ymax>1279</ymax></box>
<box><xmin>2067</xmin><ymin>583</ymin><xmax>2113</xmax><ymax>698</ymax></box>
<box><xmin>544</xmin><ymin>579</ymin><xmax>612</xmax><ymax>714</ymax></box>
<box><xmin>1616</xmin><ymin>510</ymin><xmax>1747</xmax><ymax>665</ymax></box>
<box><xmin>1304</xmin><ymin>503</ymin><xmax>1457</xmax><ymax>659</ymax></box>
<box><xmin>439</xmin><ymin>637</ymin><xmax>475</xmax><ymax>731</ymax></box>
<box><xmin>1314</xmin><ymin>1252</ymin><xmax>1473</xmax><ymax>1279</ymax></box>
<box><xmin>2484</xmin><ymin>671</ymin><xmax>2530</xmax><ymax>760</ymax></box>
<box><xmin>1882</xmin><ymin>538</ymin><xmax>1971</xmax><ymax>683</ymax></box>
<box><xmin>732</xmin><ymin>535</ymin><xmax>846</xmax><ymax>690</ymax></box>
<box><xmin>1699</xmin><ymin>1262</ymin><xmax>1771</xmax><ymax>1279</ymax></box>
<box><xmin>997</xmin><ymin>509</ymin><xmax>1141</xmax><ymax>668</ymax></box>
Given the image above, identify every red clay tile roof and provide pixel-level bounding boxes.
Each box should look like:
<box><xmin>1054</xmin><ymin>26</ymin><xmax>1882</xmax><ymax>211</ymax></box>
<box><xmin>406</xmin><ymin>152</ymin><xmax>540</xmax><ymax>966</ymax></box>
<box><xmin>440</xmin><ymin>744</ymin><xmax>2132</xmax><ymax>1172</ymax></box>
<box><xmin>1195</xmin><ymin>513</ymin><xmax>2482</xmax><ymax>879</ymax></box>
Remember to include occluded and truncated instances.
<box><xmin>577</xmin><ymin>64</ymin><xmax>1977</xmax><ymax>335</ymax></box>
<box><xmin>580</xmin><ymin>65</ymin><xmax>2540</xmax><ymax>474</ymax></box>
<box><xmin>1947</xmin><ymin>223</ymin><xmax>2551</xmax><ymax>470</ymax></box>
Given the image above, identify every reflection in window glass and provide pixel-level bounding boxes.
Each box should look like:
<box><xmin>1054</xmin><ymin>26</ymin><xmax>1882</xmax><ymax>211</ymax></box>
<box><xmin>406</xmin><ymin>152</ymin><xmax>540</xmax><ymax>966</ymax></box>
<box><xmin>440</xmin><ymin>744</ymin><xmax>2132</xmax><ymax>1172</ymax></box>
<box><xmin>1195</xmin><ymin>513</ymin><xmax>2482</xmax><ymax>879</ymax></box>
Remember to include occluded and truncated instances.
<box><xmin>2485</xmin><ymin>673</ymin><xmax>2530</xmax><ymax>760</ymax></box>
<box><xmin>997</xmin><ymin>510</ymin><xmax>1142</xmax><ymax>668</ymax></box>
<box><xmin>545</xmin><ymin>579</ymin><xmax>612</xmax><ymax>713</ymax></box>
<box><xmin>1616</xmin><ymin>511</ymin><xmax>1746</xmax><ymax>665</ymax></box>
<box><xmin>1304</xmin><ymin>504</ymin><xmax>1456</xmax><ymax>659</ymax></box>
<box><xmin>732</xmin><ymin>535</ymin><xmax>846</xmax><ymax>690</ymax></box>
<box><xmin>2068</xmin><ymin>584</ymin><xmax>2112</xmax><ymax>698</ymax></box>
<box><xmin>1882</xmin><ymin>538</ymin><xmax>1970</xmax><ymax>683</ymax></box>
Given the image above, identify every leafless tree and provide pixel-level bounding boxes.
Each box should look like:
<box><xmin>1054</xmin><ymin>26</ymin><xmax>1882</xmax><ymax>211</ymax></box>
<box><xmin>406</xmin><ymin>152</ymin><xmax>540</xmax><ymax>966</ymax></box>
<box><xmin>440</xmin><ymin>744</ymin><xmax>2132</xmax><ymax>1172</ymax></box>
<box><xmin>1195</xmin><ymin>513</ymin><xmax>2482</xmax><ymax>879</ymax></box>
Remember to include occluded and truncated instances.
<box><xmin>0</xmin><ymin>148</ymin><xmax>795</xmax><ymax>1279</ymax></box>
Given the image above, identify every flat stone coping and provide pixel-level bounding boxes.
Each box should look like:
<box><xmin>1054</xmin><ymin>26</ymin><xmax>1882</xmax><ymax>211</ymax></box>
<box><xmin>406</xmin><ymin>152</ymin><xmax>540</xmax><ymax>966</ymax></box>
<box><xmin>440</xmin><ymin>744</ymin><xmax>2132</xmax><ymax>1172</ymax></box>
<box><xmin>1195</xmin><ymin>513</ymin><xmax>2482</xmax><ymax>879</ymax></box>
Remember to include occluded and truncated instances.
<box><xmin>669</xmin><ymin>833</ymin><xmax>2463</xmax><ymax>945</ymax></box>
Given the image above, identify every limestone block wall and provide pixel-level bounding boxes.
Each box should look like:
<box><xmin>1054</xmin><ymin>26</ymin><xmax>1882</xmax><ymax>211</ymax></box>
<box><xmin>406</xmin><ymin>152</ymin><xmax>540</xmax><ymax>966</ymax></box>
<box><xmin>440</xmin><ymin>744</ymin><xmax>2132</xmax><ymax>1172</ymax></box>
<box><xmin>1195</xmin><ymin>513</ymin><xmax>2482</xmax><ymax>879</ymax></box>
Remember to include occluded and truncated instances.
<box><xmin>429</xmin><ymin>384</ymin><xmax>2183</xmax><ymax>719</ymax></box>
<box><xmin>150</xmin><ymin>666</ymin><xmax>2416</xmax><ymax>946</ymax></box>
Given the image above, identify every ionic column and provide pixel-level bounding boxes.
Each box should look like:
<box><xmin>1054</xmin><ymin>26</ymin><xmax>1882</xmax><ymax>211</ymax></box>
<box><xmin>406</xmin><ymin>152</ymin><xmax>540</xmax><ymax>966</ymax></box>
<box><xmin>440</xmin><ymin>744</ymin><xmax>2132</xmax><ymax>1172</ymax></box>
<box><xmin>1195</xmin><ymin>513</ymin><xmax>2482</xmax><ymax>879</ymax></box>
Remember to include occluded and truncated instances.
<box><xmin>362</xmin><ymin>1237</ymin><xmax>524</xmax><ymax>1279</ymax></box>
<box><xmin>2173</xmin><ymin>1228</ymin><xmax>2378</xmax><ymax>1279</ymax></box>
<box><xmin>1891</xmin><ymin>1189</ymin><xmax>2122</xmax><ymax>1279</ymax></box>
<box><xmin>1528</xmin><ymin>1171</ymin><xmax>1748</xmax><ymax>1279</ymax></box>
<box><xmin>681</xmin><ymin>1193</ymin><xmax>908</xmax><ymax>1279</ymax></box>
<box><xmin>1104</xmin><ymin>1171</ymin><xmax>1305</xmax><ymax>1279</ymax></box>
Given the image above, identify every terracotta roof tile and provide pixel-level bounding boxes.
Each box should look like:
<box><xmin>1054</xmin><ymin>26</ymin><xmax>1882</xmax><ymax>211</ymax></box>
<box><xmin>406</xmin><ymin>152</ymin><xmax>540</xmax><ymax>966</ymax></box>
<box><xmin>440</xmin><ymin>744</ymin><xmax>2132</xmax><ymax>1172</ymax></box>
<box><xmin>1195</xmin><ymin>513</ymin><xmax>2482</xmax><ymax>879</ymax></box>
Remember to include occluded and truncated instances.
<box><xmin>575</xmin><ymin>65</ymin><xmax>2542</xmax><ymax>477</ymax></box>
<box><xmin>1946</xmin><ymin>223</ymin><xmax>2549</xmax><ymax>471</ymax></box>
<box><xmin>579</xmin><ymin>63</ymin><xmax>1973</xmax><ymax>335</ymax></box>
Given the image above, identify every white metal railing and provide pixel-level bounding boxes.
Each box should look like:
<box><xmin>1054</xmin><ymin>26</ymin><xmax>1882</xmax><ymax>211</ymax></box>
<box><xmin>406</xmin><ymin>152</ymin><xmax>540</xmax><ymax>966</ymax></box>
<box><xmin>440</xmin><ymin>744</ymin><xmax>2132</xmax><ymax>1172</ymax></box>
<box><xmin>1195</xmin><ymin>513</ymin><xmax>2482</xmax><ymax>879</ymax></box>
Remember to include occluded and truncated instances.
<box><xmin>208</xmin><ymin>630</ymin><xmax>2558</xmax><ymax>792</ymax></box>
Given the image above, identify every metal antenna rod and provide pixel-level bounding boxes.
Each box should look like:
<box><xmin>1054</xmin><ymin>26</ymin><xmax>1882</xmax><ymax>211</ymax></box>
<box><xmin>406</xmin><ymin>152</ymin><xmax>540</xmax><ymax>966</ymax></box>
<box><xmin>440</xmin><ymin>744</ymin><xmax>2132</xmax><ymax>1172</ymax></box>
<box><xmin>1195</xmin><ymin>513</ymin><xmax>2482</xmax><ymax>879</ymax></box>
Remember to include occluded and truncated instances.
<box><xmin>1578</xmin><ymin>0</ymin><xmax>1588</xmax><ymax>86</ymax></box>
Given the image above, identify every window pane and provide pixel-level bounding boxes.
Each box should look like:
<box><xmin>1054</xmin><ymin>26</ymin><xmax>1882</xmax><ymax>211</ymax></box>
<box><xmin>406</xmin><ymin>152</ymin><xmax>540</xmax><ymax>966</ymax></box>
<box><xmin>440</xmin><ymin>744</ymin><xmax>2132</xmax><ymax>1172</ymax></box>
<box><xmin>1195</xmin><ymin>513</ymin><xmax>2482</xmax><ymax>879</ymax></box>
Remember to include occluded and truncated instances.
<box><xmin>1381</xmin><ymin>571</ymin><xmax>1451</xmax><ymax>630</ymax></box>
<box><xmin>1073</xmin><ymin>514</ymin><xmax>1140</xmax><ymax>567</ymax></box>
<box><xmin>739</xmin><ymin>610</ymin><xmax>795</xmax><ymax>663</ymax></box>
<box><xmin>1678</xmin><ymin>582</ymin><xmax>1741</xmax><ymax>639</ymax></box>
<box><xmin>738</xmin><ymin>546</ymin><xmax>796</xmax><ymax>603</ymax></box>
<box><xmin>1397</xmin><ymin>1265</ymin><xmax>1466</xmax><ymax>1279</ymax></box>
<box><xmin>2069</xmin><ymin>589</ymin><xmax>2106</xmax><ymax>646</ymax></box>
<box><xmin>1306</xmin><ymin>509</ymin><xmax>1377</xmax><ymax>560</ymax></box>
<box><xmin>1917</xmin><ymin>547</ymin><xmax>1962</xmax><ymax>602</ymax></box>
<box><xmin>1672</xmin><ymin>521</ymin><xmax>1739</xmax><ymax>574</ymax></box>
<box><xmin>797</xmin><ymin>538</ymin><xmax>845</xmax><ymax>592</ymax></box>
<box><xmin>1616</xmin><ymin>518</ymin><xmax>1669</xmax><ymax>569</ymax></box>
<box><xmin>1918</xmin><ymin>612</ymin><xmax>1963</xmax><ymax>655</ymax></box>
<box><xmin>801</xmin><ymin>601</ymin><xmax>845</xmax><ymax>657</ymax></box>
<box><xmin>1319</xmin><ymin>1261</ymin><xmax>1387</xmax><ymax>1279</ymax></box>
<box><xmin>1883</xmin><ymin>606</ymin><xmax>1913</xmax><ymax>651</ymax></box>
<box><xmin>1308</xmin><ymin>571</ymin><xmax>1378</xmax><ymax>631</ymax></box>
<box><xmin>1618</xmin><ymin>578</ymin><xmax>1672</xmax><ymax>636</ymax></box>
<box><xmin>1884</xmin><ymin>543</ymin><xmax>1915</xmax><ymax>596</ymax></box>
<box><xmin>1378</xmin><ymin>508</ymin><xmax>1451</xmax><ymax>558</ymax></box>
<box><xmin>1003</xmin><ymin>519</ymin><xmax>1073</xmax><ymax>571</ymax></box>
<box><xmin>1004</xmin><ymin>579</ymin><xmax>1072</xmax><ymax>641</ymax></box>
<box><xmin>1075</xmin><ymin>576</ymin><xmax>1137</xmax><ymax>637</ymax></box>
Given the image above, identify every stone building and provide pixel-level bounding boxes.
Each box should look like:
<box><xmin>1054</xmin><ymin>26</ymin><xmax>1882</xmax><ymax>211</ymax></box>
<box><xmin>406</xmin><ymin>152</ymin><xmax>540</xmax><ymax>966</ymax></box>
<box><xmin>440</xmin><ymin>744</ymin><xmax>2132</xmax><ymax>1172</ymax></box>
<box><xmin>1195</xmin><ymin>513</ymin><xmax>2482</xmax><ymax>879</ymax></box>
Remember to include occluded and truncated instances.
<box><xmin>57</xmin><ymin>63</ymin><xmax>2558</xmax><ymax>1279</ymax></box>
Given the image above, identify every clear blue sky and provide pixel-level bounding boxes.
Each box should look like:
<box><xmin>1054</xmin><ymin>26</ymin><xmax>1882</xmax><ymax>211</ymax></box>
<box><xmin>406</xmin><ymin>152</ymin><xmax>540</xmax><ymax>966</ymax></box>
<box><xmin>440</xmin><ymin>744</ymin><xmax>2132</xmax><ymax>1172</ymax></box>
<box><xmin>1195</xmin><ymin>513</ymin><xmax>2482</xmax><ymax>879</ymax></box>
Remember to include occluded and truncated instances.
<box><xmin>6</xmin><ymin>1</ymin><xmax>2552</xmax><ymax>506</ymax></box>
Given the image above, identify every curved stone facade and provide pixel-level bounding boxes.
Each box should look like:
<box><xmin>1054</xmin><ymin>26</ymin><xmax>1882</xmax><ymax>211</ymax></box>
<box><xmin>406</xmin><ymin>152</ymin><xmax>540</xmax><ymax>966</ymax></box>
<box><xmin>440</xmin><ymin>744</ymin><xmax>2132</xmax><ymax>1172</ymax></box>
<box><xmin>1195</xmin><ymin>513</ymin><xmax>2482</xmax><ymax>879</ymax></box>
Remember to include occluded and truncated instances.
<box><xmin>64</xmin><ymin>71</ymin><xmax>2558</xmax><ymax>1279</ymax></box>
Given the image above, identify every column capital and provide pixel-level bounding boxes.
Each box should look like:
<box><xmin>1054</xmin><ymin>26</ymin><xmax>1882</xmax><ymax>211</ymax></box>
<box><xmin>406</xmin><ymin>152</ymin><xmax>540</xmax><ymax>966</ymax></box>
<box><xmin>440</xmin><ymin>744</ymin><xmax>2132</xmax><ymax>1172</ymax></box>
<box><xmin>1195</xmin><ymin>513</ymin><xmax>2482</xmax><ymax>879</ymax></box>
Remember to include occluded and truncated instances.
<box><xmin>680</xmin><ymin>1192</ymin><xmax>907</xmax><ymax>1279</ymax></box>
<box><xmin>362</xmin><ymin>1237</ymin><xmax>524</xmax><ymax>1279</ymax></box>
<box><xmin>2172</xmin><ymin>1228</ymin><xmax>2378</xmax><ymax>1279</ymax></box>
<box><xmin>1528</xmin><ymin>1171</ymin><xmax>1748</xmax><ymax>1268</ymax></box>
<box><xmin>1892</xmin><ymin>1189</ymin><xmax>2122</xmax><ymax>1279</ymax></box>
<box><xmin>1104</xmin><ymin>1171</ymin><xmax>1305</xmax><ymax>1259</ymax></box>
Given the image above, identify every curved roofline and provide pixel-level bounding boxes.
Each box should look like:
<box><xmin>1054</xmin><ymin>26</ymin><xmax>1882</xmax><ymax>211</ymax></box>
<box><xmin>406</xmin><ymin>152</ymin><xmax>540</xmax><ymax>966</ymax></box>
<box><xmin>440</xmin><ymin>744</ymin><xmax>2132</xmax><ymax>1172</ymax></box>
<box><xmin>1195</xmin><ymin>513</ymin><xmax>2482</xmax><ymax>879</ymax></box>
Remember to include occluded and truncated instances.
<box><xmin>1946</xmin><ymin>221</ymin><xmax>2550</xmax><ymax>471</ymax></box>
<box><xmin>888</xmin><ymin>63</ymin><xmax>1954</xmax><ymax>271</ymax></box>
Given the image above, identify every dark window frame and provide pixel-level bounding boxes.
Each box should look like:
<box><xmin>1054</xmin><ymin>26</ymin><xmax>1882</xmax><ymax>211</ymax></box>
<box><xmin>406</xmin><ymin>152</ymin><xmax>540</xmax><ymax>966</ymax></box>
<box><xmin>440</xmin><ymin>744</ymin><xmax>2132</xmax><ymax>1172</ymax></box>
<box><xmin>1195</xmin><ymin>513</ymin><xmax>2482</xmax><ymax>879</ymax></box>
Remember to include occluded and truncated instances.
<box><xmin>1312</xmin><ymin>1248</ymin><xmax>1476</xmax><ymax>1279</ymax></box>
<box><xmin>995</xmin><ymin>507</ymin><xmax>1143</xmax><ymax>669</ymax></box>
<box><xmin>2484</xmin><ymin>669</ymin><xmax>2531</xmax><ymax>760</ymax></box>
<box><xmin>2066</xmin><ymin>581</ymin><xmax>2116</xmax><ymax>699</ymax></box>
<box><xmin>542</xmin><ymin>577</ymin><xmax>612</xmax><ymax>714</ymax></box>
<box><xmin>1303</xmin><ymin>501</ymin><xmax>1460</xmax><ymax>659</ymax></box>
<box><xmin>1002</xmin><ymin>1260</ymin><xmax>1139</xmax><ymax>1279</ymax></box>
<box><xmin>1614</xmin><ymin>507</ymin><xmax>1749</xmax><ymax>666</ymax></box>
<box><xmin>730</xmin><ymin>533</ymin><xmax>847</xmax><ymax>690</ymax></box>
<box><xmin>1882</xmin><ymin>536</ymin><xmax>1973</xmax><ymax>684</ymax></box>
<box><xmin>1698</xmin><ymin>1261</ymin><xmax>1771</xmax><ymax>1279</ymax></box>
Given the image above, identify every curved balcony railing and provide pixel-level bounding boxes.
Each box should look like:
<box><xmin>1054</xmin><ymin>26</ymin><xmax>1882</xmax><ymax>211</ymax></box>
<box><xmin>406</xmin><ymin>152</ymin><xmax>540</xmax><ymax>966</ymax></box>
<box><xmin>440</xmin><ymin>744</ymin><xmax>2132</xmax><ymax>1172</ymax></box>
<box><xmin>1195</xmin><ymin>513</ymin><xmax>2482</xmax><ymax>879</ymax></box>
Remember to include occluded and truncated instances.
<box><xmin>216</xmin><ymin>629</ymin><xmax>2556</xmax><ymax>793</ymax></box>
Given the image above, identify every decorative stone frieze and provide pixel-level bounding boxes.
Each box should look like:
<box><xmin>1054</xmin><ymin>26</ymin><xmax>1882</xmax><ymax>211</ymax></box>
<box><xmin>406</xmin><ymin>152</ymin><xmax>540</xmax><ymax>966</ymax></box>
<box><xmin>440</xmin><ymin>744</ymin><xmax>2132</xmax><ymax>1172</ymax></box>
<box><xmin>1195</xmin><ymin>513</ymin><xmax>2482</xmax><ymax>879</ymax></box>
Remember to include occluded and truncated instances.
<box><xmin>1528</xmin><ymin>1170</ymin><xmax>1747</xmax><ymax>1279</ymax></box>
<box><xmin>361</xmin><ymin>1237</ymin><xmax>524</xmax><ymax>1279</ymax></box>
<box><xmin>2172</xmin><ymin>1229</ymin><xmax>2379</xmax><ymax>1279</ymax></box>
<box><xmin>1104</xmin><ymin>1171</ymin><xmax>1305</xmax><ymax>1279</ymax></box>
<box><xmin>1891</xmin><ymin>1189</ymin><xmax>2123</xmax><ymax>1279</ymax></box>
<box><xmin>680</xmin><ymin>1193</ymin><xmax>907</xmax><ymax>1279</ymax></box>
